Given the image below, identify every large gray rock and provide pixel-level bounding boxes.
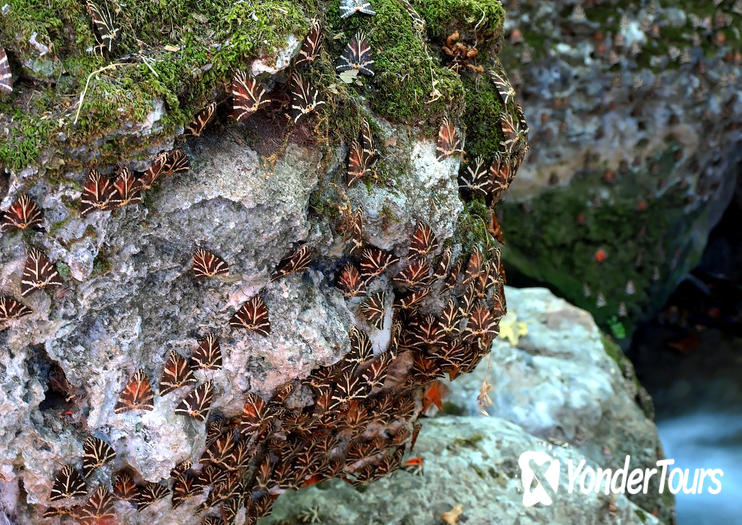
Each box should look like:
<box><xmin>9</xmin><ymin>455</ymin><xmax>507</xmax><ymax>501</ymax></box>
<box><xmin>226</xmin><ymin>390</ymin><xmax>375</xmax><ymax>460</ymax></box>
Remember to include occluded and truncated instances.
<box><xmin>497</xmin><ymin>0</ymin><xmax>742</xmax><ymax>334</ymax></box>
<box><xmin>445</xmin><ymin>287</ymin><xmax>668</xmax><ymax>520</ymax></box>
<box><xmin>262</xmin><ymin>287</ymin><xmax>671</xmax><ymax>524</ymax></box>
<box><xmin>0</xmin><ymin>108</ymin><xmax>462</xmax><ymax>520</ymax></box>
<box><xmin>264</xmin><ymin>417</ymin><xmax>661</xmax><ymax>525</ymax></box>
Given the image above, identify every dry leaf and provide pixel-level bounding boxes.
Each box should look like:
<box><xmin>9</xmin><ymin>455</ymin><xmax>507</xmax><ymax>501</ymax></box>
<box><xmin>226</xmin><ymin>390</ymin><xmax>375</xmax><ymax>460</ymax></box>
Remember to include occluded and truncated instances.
<box><xmin>441</xmin><ymin>504</ymin><xmax>463</xmax><ymax>525</ymax></box>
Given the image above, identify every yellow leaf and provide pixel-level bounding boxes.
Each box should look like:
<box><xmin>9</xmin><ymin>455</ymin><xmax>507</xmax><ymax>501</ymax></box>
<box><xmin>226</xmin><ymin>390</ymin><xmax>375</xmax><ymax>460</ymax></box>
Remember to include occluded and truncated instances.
<box><xmin>441</xmin><ymin>504</ymin><xmax>463</xmax><ymax>525</ymax></box>
<box><xmin>498</xmin><ymin>312</ymin><xmax>528</xmax><ymax>346</ymax></box>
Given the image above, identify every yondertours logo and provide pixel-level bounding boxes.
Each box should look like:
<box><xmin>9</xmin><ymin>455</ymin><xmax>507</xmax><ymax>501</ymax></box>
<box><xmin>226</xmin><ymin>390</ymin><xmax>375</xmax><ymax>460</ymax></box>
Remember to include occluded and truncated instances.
<box><xmin>518</xmin><ymin>449</ymin><xmax>724</xmax><ymax>506</ymax></box>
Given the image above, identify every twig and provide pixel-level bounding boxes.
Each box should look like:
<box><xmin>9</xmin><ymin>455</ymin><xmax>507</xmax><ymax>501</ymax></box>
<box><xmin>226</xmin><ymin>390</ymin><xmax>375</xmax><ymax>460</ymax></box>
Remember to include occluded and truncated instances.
<box><xmin>73</xmin><ymin>63</ymin><xmax>124</xmax><ymax>125</ymax></box>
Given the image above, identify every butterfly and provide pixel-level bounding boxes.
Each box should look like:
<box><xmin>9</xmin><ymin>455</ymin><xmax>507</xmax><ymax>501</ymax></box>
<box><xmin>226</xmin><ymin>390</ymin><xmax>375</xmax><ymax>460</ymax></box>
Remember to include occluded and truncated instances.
<box><xmin>0</xmin><ymin>296</ymin><xmax>32</xmax><ymax>322</ymax></box>
<box><xmin>114</xmin><ymin>369</ymin><xmax>154</xmax><ymax>413</ymax></box>
<box><xmin>112</xmin><ymin>470</ymin><xmax>138</xmax><ymax>500</ymax></box>
<box><xmin>500</xmin><ymin>111</ymin><xmax>527</xmax><ymax>156</ymax></box>
<box><xmin>192</xmin><ymin>248</ymin><xmax>229</xmax><ymax>278</ymax></box>
<box><xmin>330</xmin><ymin>372</ymin><xmax>369</xmax><ymax>410</ymax></box>
<box><xmin>162</xmin><ymin>149</ymin><xmax>190</xmax><ymax>175</ymax></box>
<box><xmin>340</xmin><ymin>0</ymin><xmax>376</xmax><ymax>18</ymax></box>
<box><xmin>490</xmin><ymin>67</ymin><xmax>515</xmax><ymax>106</ymax></box>
<box><xmin>459</xmin><ymin>156</ymin><xmax>491</xmax><ymax>197</ymax></box>
<box><xmin>185</xmin><ymin>102</ymin><xmax>216</xmax><ymax>137</ymax></box>
<box><xmin>82</xmin><ymin>436</ymin><xmax>116</xmax><ymax>478</ymax></box>
<box><xmin>488</xmin><ymin>152</ymin><xmax>513</xmax><ymax>204</ymax></box>
<box><xmin>0</xmin><ymin>46</ymin><xmax>12</xmax><ymax>93</ymax></box>
<box><xmin>347</xmin><ymin>139</ymin><xmax>373</xmax><ymax>187</ymax></box>
<box><xmin>110</xmin><ymin>166</ymin><xmax>142</xmax><ymax>208</ymax></box>
<box><xmin>228</xmin><ymin>440</ymin><xmax>253</xmax><ymax>471</ymax></box>
<box><xmin>191</xmin><ymin>333</ymin><xmax>222</xmax><ymax>370</ymax></box>
<box><xmin>290</xmin><ymin>72</ymin><xmax>325</xmax><ymax>123</ymax></box>
<box><xmin>20</xmin><ymin>248</ymin><xmax>63</xmax><ymax>297</ymax></box>
<box><xmin>49</xmin><ymin>465</ymin><xmax>87</xmax><ymax>501</ymax></box>
<box><xmin>295</xmin><ymin>18</ymin><xmax>322</xmax><ymax>68</ymax></box>
<box><xmin>393</xmin><ymin>287</ymin><xmax>429</xmax><ymax>313</ymax></box>
<box><xmin>436</xmin><ymin>117</ymin><xmax>463</xmax><ymax>161</ymax></box>
<box><xmin>392</xmin><ymin>258</ymin><xmax>432</xmax><ymax>288</ymax></box>
<box><xmin>171</xmin><ymin>472</ymin><xmax>198</xmax><ymax>508</ymax></box>
<box><xmin>360</xmin><ymin>118</ymin><xmax>379</xmax><ymax>161</ymax></box>
<box><xmin>360</xmin><ymin>291</ymin><xmax>386</xmax><ymax>329</ymax></box>
<box><xmin>409</xmin><ymin>314</ymin><xmax>445</xmax><ymax>346</ymax></box>
<box><xmin>359</xmin><ymin>247</ymin><xmax>399</xmax><ymax>279</ymax></box>
<box><xmin>200</xmin><ymin>431</ymin><xmax>234</xmax><ymax>467</ymax></box>
<box><xmin>230</xmin><ymin>296</ymin><xmax>270</xmax><ymax>336</ymax></box>
<box><xmin>462</xmin><ymin>304</ymin><xmax>498</xmax><ymax>345</ymax></box>
<box><xmin>361</xmin><ymin>353</ymin><xmax>390</xmax><ymax>390</ymax></box>
<box><xmin>240</xmin><ymin>392</ymin><xmax>277</xmax><ymax>436</ymax></box>
<box><xmin>339</xmin><ymin>208</ymin><xmax>363</xmax><ymax>254</ymax></box>
<box><xmin>1</xmin><ymin>194</ymin><xmax>43</xmax><ymax>232</ymax></box>
<box><xmin>135</xmin><ymin>481</ymin><xmax>169</xmax><ymax>510</ymax></box>
<box><xmin>80</xmin><ymin>169</ymin><xmax>116</xmax><ymax>215</ymax></box>
<box><xmin>408</xmin><ymin>221</ymin><xmax>438</xmax><ymax>258</ymax></box>
<box><xmin>232</xmin><ymin>72</ymin><xmax>271</xmax><ymax>121</ymax></box>
<box><xmin>175</xmin><ymin>380</ymin><xmax>214</xmax><ymax>422</ymax></box>
<box><xmin>77</xmin><ymin>485</ymin><xmax>115</xmax><ymax>525</ymax></box>
<box><xmin>463</xmin><ymin>249</ymin><xmax>483</xmax><ymax>285</ymax></box>
<box><xmin>438</xmin><ymin>298</ymin><xmax>462</xmax><ymax>336</ymax></box>
<box><xmin>337</xmin><ymin>32</ymin><xmax>374</xmax><ymax>76</ymax></box>
<box><xmin>433</xmin><ymin>246</ymin><xmax>452</xmax><ymax>280</ymax></box>
<box><xmin>85</xmin><ymin>0</ymin><xmax>118</xmax><ymax>53</ymax></box>
<box><xmin>337</xmin><ymin>262</ymin><xmax>367</xmax><ymax>298</ymax></box>
<box><xmin>345</xmin><ymin>326</ymin><xmax>374</xmax><ymax>369</ymax></box>
<box><xmin>159</xmin><ymin>350</ymin><xmax>196</xmax><ymax>396</ymax></box>
<box><xmin>138</xmin><ymin>152</ymin><xmax>168</xmax><ymax>190</ymax></box>
<box><xmin>271</xmin><ymin>244</ymin><xmax>311</xmax><ymax>281</ymax></box>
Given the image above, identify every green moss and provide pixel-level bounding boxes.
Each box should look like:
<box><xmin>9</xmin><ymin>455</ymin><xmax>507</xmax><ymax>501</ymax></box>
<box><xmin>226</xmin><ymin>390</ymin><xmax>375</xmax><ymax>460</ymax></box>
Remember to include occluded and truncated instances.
<box><xmin>461</xmin><ymin>73</ymin><xmax>503</xmax><ymax>159</ymax></box>
<box><xmin>440</xmin><ymin>401</ymin><xmax>466</xmax><ymax>415</ymax></box>
<box><xmin>452</xmin><ymin>433</ymin><xmax>484</xmax><ymax>448</ymax></box>
<box><xmin>501</xmin><ymin>141</ymin><xmax>703</xmax><ymax>335</ymax></box>
<box><xmin>326</xmin><ymin>0</ymin><xmax>464</xmax><ymax>126</ymax></box>
<box><xmin>0</xmin><ymin>0</ymin><xmax>305</xmax><ymax>173</ymax></box>
<box><xmin>455</xmin><ymin>198</ymin><xmax>493</xmax><ymax>254</ymax></box>
<box><xmin>91</xmin><ymin>254</ymin><xmax>112</xmax><ymax>276</ymax></box>
<box><xmin>412</xmin><ymin>0</ymin><xmax>505</xmax><ymax>40</ymax></box>
<box><xmin>56</xmin><ymin>262</ymin><xmax>71</xmax><ymax>279</ymax></box>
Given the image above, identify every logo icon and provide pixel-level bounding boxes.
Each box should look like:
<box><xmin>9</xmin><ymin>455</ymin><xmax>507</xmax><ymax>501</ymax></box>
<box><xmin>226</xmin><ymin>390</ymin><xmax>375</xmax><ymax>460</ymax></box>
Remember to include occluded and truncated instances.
<box><xmin>519</xmin><ymin>450</ymin><xmax>561</xmax><ymax>507</ymax></box>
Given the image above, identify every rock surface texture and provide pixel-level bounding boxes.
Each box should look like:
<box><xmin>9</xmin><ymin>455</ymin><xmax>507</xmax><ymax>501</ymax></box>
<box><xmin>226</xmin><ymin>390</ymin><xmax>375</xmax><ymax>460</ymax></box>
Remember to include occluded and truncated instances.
<box><xmin>265</xmin><ymin>288</ymin><xmax>669</xmax><ymax>525</ymax></box>
<box><xmin>0</xmin><ymin>1</ymin><xmax>532</xmax><ymax>524</ymax></box>
<box><xmin>497</xmin><ymin>0</ymin><xmax>742</xmax><ymax>336</ymax></box>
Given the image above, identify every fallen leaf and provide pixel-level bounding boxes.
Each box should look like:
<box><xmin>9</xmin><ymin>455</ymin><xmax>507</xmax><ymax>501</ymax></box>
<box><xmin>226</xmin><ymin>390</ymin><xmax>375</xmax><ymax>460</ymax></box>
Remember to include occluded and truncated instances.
<box><xmin>441</xmin><ymin>504</ymin><xmax>463</xmax><ymax>525</ymax></box>
<box><xmin>498</xmin><ymin>312</ymin><xmax>528</xmax><ymax>346</ymax></box>
<box><xmin>163</xmin><ymin>44</ymin><xmax>180</xmax><ymax>52</ymax></box>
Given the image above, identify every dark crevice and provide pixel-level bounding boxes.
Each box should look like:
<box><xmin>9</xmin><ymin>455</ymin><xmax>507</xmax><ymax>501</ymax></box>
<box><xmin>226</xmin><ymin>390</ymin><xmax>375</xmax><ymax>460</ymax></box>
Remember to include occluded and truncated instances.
<box><xmin>25</xmin><ymin>345</ymin><xmax>77</xmax><ymax>411</ymax></box>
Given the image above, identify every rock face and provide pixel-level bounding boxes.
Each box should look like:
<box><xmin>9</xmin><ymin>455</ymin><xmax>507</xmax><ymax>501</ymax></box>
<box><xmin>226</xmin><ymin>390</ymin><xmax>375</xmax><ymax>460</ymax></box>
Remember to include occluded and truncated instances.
<box><xmin>0</xmin><ymin>1</ymin><xmax>533</xmax><ymax>524</ymax></box>
<box><xmin>265</xmin><ymin>287</ymin><xmax>669</xmax><ymax>524</ymax></box>
<box><xmin>496</xmin><ymin>0</ymin><xmax>742</xmax><ymax>337</ymax></box>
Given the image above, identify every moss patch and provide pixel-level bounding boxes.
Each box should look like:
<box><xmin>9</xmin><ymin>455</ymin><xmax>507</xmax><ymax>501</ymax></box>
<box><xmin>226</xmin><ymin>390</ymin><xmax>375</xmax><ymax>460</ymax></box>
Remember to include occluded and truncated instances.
<box><xmin>0</xmin><ymin>0</ymin><xmax>306</xmax><ymax>173</ymax></box>
<box><xmin>501</xmin><ymin>141</ymin><xmax>704</xmax><ymax>336</ymax></box>
<box><xmin>326</xmin><ymin>0</ymin><xmax>464</xmax><ymax>127</ymax></box>
<box><xmin>412</xmin><ymin>0</ymin><xmax>505</xmax><ymax>40</ymax></box>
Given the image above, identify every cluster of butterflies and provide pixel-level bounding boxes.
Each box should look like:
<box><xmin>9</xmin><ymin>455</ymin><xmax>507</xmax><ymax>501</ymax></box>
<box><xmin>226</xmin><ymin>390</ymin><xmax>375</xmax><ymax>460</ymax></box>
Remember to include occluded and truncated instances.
<box><xmin>40</xmin><ymin>212</ymin><xmax>508</xmax><ymax>524</ymax></box>
<box><xmin>2</xmin><ymin>1</ymin><xmax>528</xmax><ymax>523</ymax></box>
<box><xmin>228</xmin><ymin>10</ymin><xmax>375</xmax><ymax>128</ymax></box>
<box><xmin>0</xmin><ymin>196</ymin><xmax>63</xmax><ymax>323</ymax></box>
<box><xmin>456</xmin><ymin>67</ymin><xmax>529</xmax><ymax>210</ymax></box>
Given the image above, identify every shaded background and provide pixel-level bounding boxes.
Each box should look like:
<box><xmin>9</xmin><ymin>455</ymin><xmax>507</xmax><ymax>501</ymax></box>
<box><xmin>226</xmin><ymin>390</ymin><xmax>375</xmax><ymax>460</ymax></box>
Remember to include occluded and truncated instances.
<box><xmin>495</xmin><ymin>0</ymin><xmax>741</xmax><ymax>523</ymax></box>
